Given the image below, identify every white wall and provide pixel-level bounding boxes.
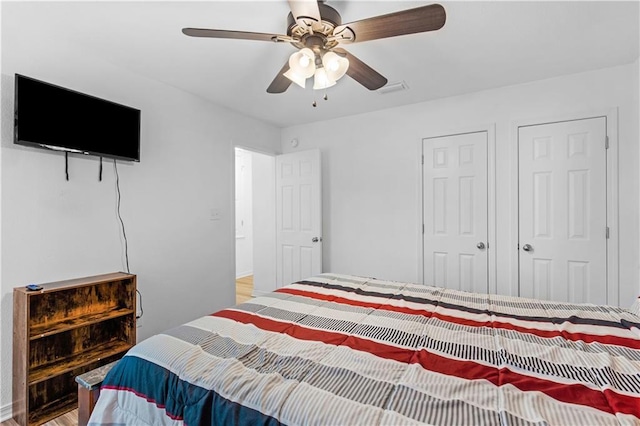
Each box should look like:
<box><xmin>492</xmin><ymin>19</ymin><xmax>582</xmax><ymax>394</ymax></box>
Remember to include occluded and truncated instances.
<box><xmin>635</xmin><ymin>59</ymin><xmax>640</xmax><ymax>288</ymax></box>
<box><xmin>0</xmin><ymin>4</ymin><xmax>3</xmax><ymax>416</ymax></box>
<box><xmin>281</xmin><ymin>62</ymin><xmax>640</xmax><ymax>307</ymax></box>
<box><xmin>0</xmin><ymin>28</ymin><xmax>280</xmax><ymax>420</ymax></box>
<box><xmin>235</xmin><ymin>148</ymin><xmax>253</xmax><ymax>278</ymax></box>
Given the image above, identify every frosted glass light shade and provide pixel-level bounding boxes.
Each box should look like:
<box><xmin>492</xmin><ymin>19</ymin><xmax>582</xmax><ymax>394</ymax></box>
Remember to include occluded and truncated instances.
<box><xmin>322</xmin><ymin>51</ymin><xmax>349</xmax><ymax>82</ymax></box>
<box><xmin>288</xmin><ymin>48</ymin><xmax>316</xmax><ymax>78</ymax></box>
<box><xmin>284</xmin><ymin>69</ymin><xmax>307</xmax><ymax>88</ymax></box>
<box><xmin>313</xmin><ymin>67</ymin><xmax>336</xmax><ymax>90</ymax></box>
<box><xmin>284</xmin><ymin>48</ymin><xmax>316</xmax><ymax>88</ymax></box>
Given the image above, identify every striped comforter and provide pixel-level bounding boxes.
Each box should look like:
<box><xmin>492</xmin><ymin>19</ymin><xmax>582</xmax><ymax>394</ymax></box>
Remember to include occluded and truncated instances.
<box><xmin>89</xmin><ymin>274</ymin><xmax>640</xmax><ymax>425</ymax></box>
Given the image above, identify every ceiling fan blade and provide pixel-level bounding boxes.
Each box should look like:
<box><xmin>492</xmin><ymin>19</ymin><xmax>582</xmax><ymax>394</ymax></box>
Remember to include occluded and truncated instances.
<box><xmin>267</xmin><ymin>62</ymin><xmax>293</xmax><ymax>94</ymax></box>
<box><xmin>288</xmin><ymin>0</ymin><xmax>322</xmax><ymax>29</ymax></box>
<box><xmin>333</xmin><ymin>4</ymin><xmax>446</xmax><ymax>44</ymax></box>
<box><xmin>182</xmin><ymin>28</ymin><xmax>287</xmax><ymax>42</ymax></box>
<box><xmin>334</xmin><ymin>48</ymin><xmax>387</xmax><ymax>90</ymax></box>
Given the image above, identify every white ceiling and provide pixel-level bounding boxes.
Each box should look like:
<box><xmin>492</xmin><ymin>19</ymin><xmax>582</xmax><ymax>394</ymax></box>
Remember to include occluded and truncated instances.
<box><xmin>3</xmin><ymin>1</ymin><xmax>639</xmax><ymax>128</ymax></box>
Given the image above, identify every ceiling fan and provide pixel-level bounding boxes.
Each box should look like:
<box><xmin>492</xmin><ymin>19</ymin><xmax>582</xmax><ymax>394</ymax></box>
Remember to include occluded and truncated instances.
<box><xmin>182</xmin><ymin>1</ymin><xmax>446</xmax><ymax>94</ymax></box>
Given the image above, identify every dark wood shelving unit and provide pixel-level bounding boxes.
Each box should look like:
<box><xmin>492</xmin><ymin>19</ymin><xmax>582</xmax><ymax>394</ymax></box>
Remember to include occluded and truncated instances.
<box><xmin>13</xmin><ymin>272</ymin><xmax>136</xmax><ymax>426</ymax></box>
<box><xmin>29</xmin><ymin>307</ymin><xmax>135</xmax><ymax>340</ymax></box>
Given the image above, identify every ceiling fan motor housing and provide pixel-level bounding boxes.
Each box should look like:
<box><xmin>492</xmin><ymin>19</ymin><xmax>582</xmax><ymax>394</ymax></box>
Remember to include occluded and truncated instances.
<box><xmin>287</xmin><ymin>2</ymin><xmax>342</xmax><ymax>48</ymax></box>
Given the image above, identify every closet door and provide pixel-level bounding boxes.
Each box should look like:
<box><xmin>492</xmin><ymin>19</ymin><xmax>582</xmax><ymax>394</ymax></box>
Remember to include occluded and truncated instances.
<box><xmin>423</xmin><ymin>132</ymin><xmax>488</xmax><ymax>293</ymax></box>
<box><xmin>518</xmin><ymin>117</ymin><xmax>607</xmax><ymax>304</ymax></box>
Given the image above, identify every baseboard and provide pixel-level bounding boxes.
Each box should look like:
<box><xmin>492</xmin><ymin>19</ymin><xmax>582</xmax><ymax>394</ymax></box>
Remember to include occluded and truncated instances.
<box><xmin>251</xmin><ymin>290</ymin><xmax>270</xmax><ymax>298</ymax></box>
<box><xmin>236</xmin><ymin>271</ymin><xmax>253</xmax><ymax>279</ymax></box>
<box><xmin>0</xmin><ymin>402</ymin><xmax>12</xmax><ymax>423</ymax></box>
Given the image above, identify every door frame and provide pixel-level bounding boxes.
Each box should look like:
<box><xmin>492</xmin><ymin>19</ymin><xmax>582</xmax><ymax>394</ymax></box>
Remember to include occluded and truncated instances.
<box><xmin>510</xmin><ymin>108</ymin><xmax>619</xmax><ymax>305</ymax></box>
<box><xmin>231</xmin><ymin>144</ymin><xmax>278</xmax><ymax>298</ymax></box>
<box><xmin>417</xmin><ymin>123</ymin><xmax>497</xmax><ymax>293</ymax></box>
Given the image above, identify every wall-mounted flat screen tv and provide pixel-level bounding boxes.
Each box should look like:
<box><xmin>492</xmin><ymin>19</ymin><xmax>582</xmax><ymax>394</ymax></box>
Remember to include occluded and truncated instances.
<box><xmin>14</xmin><ymin>74</ymin><xmax>140</xmax><ymax>162</ymax></box>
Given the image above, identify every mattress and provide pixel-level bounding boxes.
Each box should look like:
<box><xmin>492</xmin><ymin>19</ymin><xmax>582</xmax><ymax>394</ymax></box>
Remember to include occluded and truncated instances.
<box><xmin>89</xmin><ymin>273</ymin><xmax>640</xmax><ymax>425</ymax></box>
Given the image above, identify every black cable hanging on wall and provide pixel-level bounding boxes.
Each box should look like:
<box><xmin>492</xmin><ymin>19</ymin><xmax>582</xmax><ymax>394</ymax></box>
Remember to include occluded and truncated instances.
<box><xmin>113</xmin><ymin>159</ymin><xmax>143</xmax><ymax>319</ymax></box>
<box><xmin>65</xmin><ymin>152</ymin><xmax>69</xmax><ymax>181</ymax></box>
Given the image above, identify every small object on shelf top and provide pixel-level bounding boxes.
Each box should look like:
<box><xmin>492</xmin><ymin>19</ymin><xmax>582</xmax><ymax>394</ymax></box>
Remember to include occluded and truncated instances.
<box><xmin>26</xmin><ymin>284</ymin><xmax>43</xmax><ymax>291</ymax></box>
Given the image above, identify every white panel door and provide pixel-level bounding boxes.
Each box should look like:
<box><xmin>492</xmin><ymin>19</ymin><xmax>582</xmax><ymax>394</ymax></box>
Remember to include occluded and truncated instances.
<box><xmin>276</xmin><ymin>149</ymin><xmax>322</xmax><ymax>287</ymax></box>
<box><xmin>423</xmin><ymin>132</ymin><xmax>488</xmax><ymax>293</ymax></box>
<box><xmin>518</xmin><ymin>117</ymin><xmax>607</xmax><ymax>304</ymax></box>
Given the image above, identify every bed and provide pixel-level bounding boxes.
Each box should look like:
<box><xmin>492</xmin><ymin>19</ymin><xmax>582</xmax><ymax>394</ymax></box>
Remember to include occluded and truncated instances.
<box><xmin>89</xmin><ymin>273</ymin><xmax>640</xmax><ymax>425</ymax></box>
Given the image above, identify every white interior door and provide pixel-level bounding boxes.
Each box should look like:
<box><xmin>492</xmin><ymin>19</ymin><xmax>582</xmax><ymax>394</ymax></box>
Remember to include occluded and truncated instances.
<box><xmin>518</xmin><ymin>117</ymin><xmax>607</xmax><ymax>304</ymax></box>
<box><xmin>276</xmin><ymin>149</ymin><xmax>322</xmax><ymax>287</ymax></box>
<box><xmin>423</xmin><ymin>132</ymin><xmax>488</xmax><ymax>293</ymax></box>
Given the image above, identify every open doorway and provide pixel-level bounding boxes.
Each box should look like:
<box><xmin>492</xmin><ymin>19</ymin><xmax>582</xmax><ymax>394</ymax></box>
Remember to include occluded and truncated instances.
<box><xmin>234</xmin><ymin>147</ymin><xmax>277</xmax><ymax>304</ymax></box>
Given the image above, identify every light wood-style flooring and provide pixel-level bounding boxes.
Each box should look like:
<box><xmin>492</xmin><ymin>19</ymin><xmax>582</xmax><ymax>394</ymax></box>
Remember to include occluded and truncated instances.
<box><xmin>1</xmin><ymin>276</ymin><xmax>254</xmax><ymax>426</ymax></box>
<box><xmin>0</xmin><ymin>410</ymin><xmax>77</xmax><ymax>426</ymax></box>
<box><xmin>236</xmin><ymin>274</ymin><xmax>254</xmax><ymax>304</ymax></box>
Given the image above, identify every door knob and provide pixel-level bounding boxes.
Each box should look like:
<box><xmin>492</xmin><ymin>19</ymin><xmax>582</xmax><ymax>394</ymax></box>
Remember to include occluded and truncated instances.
<box><xmin>522</xmin><ymin>244</ymin><xmax>533</xmax><ymax>252</ymax></box>
<box><xmin>476</xmin><ymin>242</ymin><xmax>485</xmax><ymax>250</ymax></box>
<box><xmin>312</xmin><ymin>237</ymin><xmax>322</xmax><ymax>243</ymax></box>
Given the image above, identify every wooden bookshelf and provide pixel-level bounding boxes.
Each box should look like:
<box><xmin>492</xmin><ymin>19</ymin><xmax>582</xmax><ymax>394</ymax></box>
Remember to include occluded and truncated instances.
<box><xmin>13</xmin><ymin>272</ymin><xmax>136</xmax><ymax>426</ymax></box>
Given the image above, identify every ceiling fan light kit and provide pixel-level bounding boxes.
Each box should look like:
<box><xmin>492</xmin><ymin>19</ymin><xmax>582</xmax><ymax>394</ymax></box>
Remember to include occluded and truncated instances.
<box><xmin>182</xmin><ymin>1</ymin><xmax>446</xmax><ymax>94</ymax></box>
<box><xmin>285</xmin><ymin>48</ymin><xmax>349</xmax><ymax>90</ymax></box>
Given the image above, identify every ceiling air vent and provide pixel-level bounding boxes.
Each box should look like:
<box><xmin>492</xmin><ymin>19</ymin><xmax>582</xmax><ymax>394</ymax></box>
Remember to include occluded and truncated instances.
<box><xmin>377</xmin><ymin>81</ymin><xmax>408</xmax><ymax>94</ymax></box>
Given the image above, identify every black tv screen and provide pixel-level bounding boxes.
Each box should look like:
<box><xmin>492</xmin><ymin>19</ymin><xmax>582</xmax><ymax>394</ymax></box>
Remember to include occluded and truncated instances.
<box><xmin>14</xmin><ymin>74</ymin><xmax>140</xmax><ymax>162</ymax></box>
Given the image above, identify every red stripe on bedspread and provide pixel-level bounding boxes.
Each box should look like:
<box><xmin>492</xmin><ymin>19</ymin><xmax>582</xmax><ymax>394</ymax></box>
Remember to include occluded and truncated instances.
<box><xmin>100</xmin><ymin>386</ymin><xmax>184</xmax><ymax>421</ymax></box>
<box><xmin>275</xmin><ymin>287</ymin><xmax>640</xmax><ymax>350</ymax></box>
<box><xmin>213</xmin><ymin>309</ymin><xmax>640</xmax><ymax>418</ymax></box>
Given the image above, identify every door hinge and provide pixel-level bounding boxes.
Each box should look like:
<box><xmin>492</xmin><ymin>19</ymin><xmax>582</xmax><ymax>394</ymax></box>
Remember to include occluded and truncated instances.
<box><xmin>422</xmin><ymin>224</ymin><xmax>425</xmax><ymax>234</ymax></box>
<box><xmin>605</xmin><ymin>136</ymin><xmax>609</xmax><ymax>149</ymax></box>
<box><xmin>606</xmin><ymin>227</ymin><xmax>610</xmax><ymax>239</ymax></box>
<box><xmin>421</xmin><ymin>155</ymin><xmax>424</xmax><ymax>165</ymax></box>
